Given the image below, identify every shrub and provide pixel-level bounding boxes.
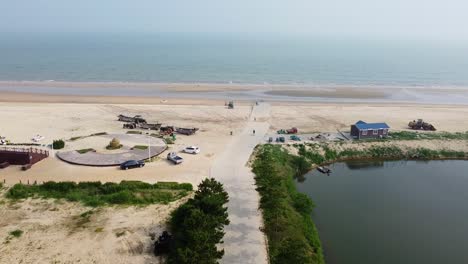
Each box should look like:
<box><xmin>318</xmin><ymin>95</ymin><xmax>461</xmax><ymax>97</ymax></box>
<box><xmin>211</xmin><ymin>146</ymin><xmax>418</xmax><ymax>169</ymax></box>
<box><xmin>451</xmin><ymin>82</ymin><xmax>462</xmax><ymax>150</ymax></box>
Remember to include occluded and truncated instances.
<box><xmin>9</xmin><ymin>229</ymin><xmax>23</xmax><ymax>238</ymax></box>
<box><xmin>106</xmin><ymin>138</ymin><xmax>122</xmax><ymax>150</ymax></box>
<box><xmin>52</xmin><ymin>139</ymin><xmax>65</xmax><ymax>149</ymax></box>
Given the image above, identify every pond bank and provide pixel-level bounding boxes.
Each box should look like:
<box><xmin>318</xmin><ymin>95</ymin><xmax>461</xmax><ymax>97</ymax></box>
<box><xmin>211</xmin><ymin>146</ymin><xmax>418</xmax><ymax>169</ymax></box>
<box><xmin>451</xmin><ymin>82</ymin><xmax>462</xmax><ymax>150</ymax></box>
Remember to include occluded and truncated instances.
<box><xmin>252</xmin><ymin>142</ymin><xmax>468</xmax><ymax>263</ymax></box>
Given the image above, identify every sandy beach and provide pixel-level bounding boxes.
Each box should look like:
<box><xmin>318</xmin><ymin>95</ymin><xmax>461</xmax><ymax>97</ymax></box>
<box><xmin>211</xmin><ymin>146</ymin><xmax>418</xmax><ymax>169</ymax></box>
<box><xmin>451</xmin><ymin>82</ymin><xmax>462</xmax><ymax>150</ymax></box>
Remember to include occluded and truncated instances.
<box><xmin>1</xmin><ymin>91</ymin><xmax>468</xmax><ymax>264</ymax></box>
<box><xmin>1</xmin><ymin>98</ymin><xmax>468</xmax><ymax>186</ymax></box>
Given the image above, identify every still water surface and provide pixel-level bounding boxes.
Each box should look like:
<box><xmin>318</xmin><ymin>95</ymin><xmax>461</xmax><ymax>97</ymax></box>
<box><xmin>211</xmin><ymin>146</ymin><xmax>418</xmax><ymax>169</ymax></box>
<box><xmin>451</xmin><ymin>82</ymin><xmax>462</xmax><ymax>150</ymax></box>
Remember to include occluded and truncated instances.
<box><xmin>296</xmin><ymin>160</ymin><xmax>468</xmax><ymax>264</ymax></box>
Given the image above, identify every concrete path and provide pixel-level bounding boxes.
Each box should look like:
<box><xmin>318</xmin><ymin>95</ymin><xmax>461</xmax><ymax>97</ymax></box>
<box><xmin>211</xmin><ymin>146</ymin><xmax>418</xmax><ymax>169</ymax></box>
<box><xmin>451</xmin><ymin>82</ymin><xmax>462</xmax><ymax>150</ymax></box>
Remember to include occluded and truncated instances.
<box><xmin>211</xmin><ymin>102</ymin><xmax>270</xmax><ymax>264</ymax></box>
<box><xmin>57</xmin><ymin>134</ymin><xmax>167</xmax><ymax>166</ymax></box>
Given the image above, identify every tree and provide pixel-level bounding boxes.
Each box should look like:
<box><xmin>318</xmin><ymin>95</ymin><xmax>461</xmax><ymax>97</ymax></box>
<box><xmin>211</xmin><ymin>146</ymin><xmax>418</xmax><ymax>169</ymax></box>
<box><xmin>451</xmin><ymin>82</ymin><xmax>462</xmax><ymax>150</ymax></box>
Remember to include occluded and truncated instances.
<box><xmin>167</xmin><ymin>178</ymin><xmax>229</xmax><ymax>264</ymax></box>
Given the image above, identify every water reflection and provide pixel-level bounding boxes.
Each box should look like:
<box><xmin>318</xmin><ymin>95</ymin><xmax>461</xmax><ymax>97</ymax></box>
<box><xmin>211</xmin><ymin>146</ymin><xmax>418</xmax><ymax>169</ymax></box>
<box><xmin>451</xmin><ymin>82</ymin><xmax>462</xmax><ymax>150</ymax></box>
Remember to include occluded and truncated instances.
<box><xmin>295</xmin><ymin>160</ymin><xmax>468</xmax><ymax>264</ymax></box>
<box><xmin>345</xmin><ymin>160</ymin><xmax>384</xmax><ymax>170</ymax></box>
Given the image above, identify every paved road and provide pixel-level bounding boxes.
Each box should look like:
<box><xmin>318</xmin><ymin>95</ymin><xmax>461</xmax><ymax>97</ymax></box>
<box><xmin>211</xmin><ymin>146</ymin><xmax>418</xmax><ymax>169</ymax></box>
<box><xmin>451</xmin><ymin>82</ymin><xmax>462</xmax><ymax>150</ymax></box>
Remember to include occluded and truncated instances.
<box><xmin>211</xmin><ymin>103</ymin><xmax>270</xmax><ymax>264</ymax></box>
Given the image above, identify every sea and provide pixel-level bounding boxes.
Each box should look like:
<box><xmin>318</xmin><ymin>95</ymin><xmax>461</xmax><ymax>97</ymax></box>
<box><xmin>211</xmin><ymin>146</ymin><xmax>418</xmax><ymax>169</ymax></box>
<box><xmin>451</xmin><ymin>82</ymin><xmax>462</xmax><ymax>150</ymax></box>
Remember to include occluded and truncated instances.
<box><xmin>1</xmin><ymin>32</ymin><xmax>468</xmax><ymax>86</ymax></box>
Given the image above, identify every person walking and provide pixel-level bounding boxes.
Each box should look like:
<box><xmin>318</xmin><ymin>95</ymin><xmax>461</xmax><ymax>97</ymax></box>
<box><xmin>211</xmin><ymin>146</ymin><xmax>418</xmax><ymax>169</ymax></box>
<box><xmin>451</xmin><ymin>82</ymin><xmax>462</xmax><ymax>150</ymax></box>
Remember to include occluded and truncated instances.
<box><xmin>253</xmin><ymin>129</ymin><xmax>256</xmax><ymax>135</ymax></box>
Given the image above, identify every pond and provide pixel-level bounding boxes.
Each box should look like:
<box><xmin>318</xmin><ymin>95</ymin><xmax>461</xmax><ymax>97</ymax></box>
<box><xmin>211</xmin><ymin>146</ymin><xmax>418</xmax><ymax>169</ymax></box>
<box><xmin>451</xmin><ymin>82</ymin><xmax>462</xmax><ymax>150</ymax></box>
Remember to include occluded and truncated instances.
<box><xmin>296</xmin><ymin>160</ymin><xmax>468</xmax><ymax>264</ymax></box>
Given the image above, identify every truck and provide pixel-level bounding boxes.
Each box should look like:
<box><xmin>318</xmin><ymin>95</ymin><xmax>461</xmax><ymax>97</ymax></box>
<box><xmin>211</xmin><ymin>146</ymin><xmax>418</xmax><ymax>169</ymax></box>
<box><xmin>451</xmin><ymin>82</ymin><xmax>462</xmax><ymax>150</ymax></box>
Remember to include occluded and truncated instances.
<box><xmin>408</xmin><ymin>119</ymin><xmax>436</xmax><ymax>131</ymax></box>
<box><xmin>277</xmin><ymin>127</ymin><xmax>298</xmax><ymax>134</ymax></box>
<box><xmin>167</xmin><ymin>152</ymin><xmax>183</xmax><ymax>164</ymax></box>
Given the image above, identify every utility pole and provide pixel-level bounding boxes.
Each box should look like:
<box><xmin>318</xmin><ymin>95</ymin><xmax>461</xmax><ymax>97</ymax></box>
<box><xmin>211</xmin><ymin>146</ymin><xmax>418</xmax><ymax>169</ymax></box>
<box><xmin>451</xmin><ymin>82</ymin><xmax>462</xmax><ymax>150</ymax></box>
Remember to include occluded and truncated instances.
<box><xmin>148</xmin><ymin>130</ymin><xmax>151</xmax><ymax>161</ymax></box>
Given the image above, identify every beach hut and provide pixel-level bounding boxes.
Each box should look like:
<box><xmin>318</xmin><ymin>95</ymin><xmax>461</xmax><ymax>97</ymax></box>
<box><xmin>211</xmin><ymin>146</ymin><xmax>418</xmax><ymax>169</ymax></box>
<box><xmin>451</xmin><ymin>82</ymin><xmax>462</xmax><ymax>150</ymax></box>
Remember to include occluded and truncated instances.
<box><xmin>350</xmin><ymin>120</ymin><xmax>390</xmax><ymax>139</ymax></box>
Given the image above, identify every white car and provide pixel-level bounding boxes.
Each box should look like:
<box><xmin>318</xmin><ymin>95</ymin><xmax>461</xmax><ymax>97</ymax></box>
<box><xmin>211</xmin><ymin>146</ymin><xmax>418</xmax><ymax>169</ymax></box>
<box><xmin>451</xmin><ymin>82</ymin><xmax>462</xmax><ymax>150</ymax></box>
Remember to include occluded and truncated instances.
<box><xmin>32</xmin><ymin>135</ymin><xmax>45</xmax><ymax>142</ymax></box>
<box><xmin>183</xmin><ymin>146</ymin><xmax>200</xmax><ymax>154</ymax></box>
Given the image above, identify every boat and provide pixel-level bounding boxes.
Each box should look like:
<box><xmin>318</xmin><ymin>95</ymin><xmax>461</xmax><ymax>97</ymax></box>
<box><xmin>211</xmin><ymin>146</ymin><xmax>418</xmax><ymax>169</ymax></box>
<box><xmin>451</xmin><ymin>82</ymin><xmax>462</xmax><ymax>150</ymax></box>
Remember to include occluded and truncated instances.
<box><xmin>317</xmin><ymin>166</ymin><xmax>331</xmax><ymax>174</ymax></box>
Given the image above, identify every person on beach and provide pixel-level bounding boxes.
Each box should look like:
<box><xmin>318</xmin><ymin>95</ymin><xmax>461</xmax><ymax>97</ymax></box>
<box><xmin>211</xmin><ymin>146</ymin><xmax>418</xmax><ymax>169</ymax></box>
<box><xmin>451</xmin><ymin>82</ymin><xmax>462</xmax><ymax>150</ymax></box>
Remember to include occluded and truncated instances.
<box><xmin>253</xmin><ymin>129</ymin><xmax>256</xmax><ymax>135</ymax></box>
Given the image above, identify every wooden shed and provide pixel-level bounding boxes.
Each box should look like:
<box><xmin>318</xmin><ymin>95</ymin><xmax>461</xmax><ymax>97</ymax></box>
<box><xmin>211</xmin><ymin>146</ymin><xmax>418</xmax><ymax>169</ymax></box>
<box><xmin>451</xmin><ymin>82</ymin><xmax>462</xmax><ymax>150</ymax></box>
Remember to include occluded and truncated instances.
<box><xmin>350</xmin><ymin>120</ymin><xmax>390</xmax><ymax>139</ymax></box>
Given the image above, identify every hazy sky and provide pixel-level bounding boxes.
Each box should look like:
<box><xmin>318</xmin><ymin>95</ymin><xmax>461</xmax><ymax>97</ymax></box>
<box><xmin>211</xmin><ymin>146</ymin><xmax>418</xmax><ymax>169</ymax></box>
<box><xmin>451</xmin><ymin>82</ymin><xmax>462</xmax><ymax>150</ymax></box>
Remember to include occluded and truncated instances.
<box><xmin>1</xmin><ymin>0</ymin><xmax>467</xmax><ymax>40</ymax></box>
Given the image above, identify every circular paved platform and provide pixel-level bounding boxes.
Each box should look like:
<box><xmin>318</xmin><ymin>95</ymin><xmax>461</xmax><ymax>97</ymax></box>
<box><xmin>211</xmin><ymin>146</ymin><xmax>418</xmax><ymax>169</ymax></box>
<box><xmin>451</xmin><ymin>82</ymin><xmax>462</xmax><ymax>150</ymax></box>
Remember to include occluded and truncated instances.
<box><xmin>57</xmin><ymin>134</ymin><xmax>167</xmax><ymax>166</ymax></box>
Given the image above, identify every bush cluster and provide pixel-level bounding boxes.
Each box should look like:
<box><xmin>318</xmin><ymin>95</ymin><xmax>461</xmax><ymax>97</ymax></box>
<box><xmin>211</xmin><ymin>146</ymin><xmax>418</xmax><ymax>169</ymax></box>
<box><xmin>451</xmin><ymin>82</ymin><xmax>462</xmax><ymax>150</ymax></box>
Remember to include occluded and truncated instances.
<box><xmin>167</xmin><ymin>178</ymin><xmax>229</xmax><ymax>264</ymax></box>
<box><xmin>52</xmin><ymin>139</ymin><xmax>65</xmax><ymax>149</ymax></box>
<box><xmin>106</xmin><ymin>138</ymin><xmax>122</xmax><ymax>150</ymax></box>
<box><xmin>6</xmin><ymin>181</ymin><xmax>193</xmax><ymax>207</ymax></box>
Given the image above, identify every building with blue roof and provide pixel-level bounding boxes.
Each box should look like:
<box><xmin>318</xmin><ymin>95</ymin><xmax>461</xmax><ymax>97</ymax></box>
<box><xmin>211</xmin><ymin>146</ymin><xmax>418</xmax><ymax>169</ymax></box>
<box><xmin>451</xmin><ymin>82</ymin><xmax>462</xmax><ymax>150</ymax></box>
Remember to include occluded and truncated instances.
<box><xmin>351</xmin><ymin>120</ymin><xmax>390</xmax><ymax>139</ymax></box>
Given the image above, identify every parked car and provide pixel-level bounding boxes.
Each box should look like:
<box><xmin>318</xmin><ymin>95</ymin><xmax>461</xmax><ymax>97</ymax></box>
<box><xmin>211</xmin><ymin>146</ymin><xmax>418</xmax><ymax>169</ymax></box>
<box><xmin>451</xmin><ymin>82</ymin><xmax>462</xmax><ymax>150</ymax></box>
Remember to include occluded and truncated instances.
<box><xmin>183</xmin><ymin>146</ymin><xmax>200</xmax><ymax>154</ymax></box>
<box><xmin>290</xmin><ymin>135</ymin><xmax>301</xmax><ymax>141</ymax></box>
<box><xmin>167</xmin><ymin>152</ymin><xmax>184</xmax><ymax>164</ymax></box>
<box><xmin>120</xmin><ymin>160</ymin><xmax>145</xmax><ymax>170</ymax></box>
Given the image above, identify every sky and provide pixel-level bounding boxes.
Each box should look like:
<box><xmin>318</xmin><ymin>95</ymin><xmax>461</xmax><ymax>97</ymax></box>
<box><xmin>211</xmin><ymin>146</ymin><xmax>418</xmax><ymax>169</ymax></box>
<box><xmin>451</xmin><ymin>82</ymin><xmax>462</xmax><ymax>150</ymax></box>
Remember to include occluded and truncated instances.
<box><xmin>1</xmin><ymin>0</ymin><xmax>467</xmax><ymax>41</ymax></box>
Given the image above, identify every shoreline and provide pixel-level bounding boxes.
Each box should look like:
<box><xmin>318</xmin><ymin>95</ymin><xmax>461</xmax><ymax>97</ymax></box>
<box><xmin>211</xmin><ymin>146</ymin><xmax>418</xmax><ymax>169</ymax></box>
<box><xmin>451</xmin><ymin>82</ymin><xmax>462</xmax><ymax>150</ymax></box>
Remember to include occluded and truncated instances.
<box><xmin>1</xmin><ymin>80</ymin><xmax>468</xmax><ymax>105</ymax></box>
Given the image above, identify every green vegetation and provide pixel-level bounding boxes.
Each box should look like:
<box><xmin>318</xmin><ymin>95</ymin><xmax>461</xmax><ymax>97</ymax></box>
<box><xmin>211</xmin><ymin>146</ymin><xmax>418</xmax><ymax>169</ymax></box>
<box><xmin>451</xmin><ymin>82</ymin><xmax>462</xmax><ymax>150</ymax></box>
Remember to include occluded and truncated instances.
<box><xmin>126</xmin><ymin>130</ymin><xmax>142</xmax><ymax>135</ymax></box>
<box><xmin>52</xmin><ymin>139</ymin><xmax>65</xmax><ymax>150</ymax></box>
<box><xmin>254</xmin><ymin>142</ymin><xmax>467</xmax><ymax>263</ymax></box>
<box><xmin>6</xmin><ymin>181</ymin><xmax>193</xmax><ymax>207</ymax></box>
<box><xmin>336</xmin><ymin>146</ymin><xmax>467</xmax><ymax>161</ymax></box>
<box><xmin>76</xmin><ymin>148</ymin><xmax>95</xmax><ymax>154</ymax></box>
<box><xmin>9</xmin><ymin>229</ymin><xmax>23</xmax><ymax>238</ymax></box>
<box><xmin>115</xmin><ymin>231</ymin><xmax>126</xmax><ymax>237</ymax></box>
<box><xmin>69</xmin><ymin>132</ymin><xmax>108</xmax><ymax>141</ymax></box>
<box><xmin>168</xmin><ymin>178</ymin><xmax>229</xmax><ymax>264</ymax></box>
<box><xmin>133</xmin><ymin>145</ymin><xmax>148</xmax><ymax>150</ymax></box>
<box><xmin>253</xmin><ymin>145</ymin><xmax>324</xmax><ymax>264</ymax></box>
<box><xmin>164</xmin><ymin>137</ymin><xmax>175</xmax><ymax>144</ymax></box>
<box><xmin>106</xmin><ymin>138</ymin><xmax>122</xmax><ymax>150</ymax></box>
<box><xmin>90</xmin><ymin>132</ymin><xmax>108</xmax><ymax>136</ymax></box>
<box><xmin>298</xmin><ymin>143</ymin><xmax>468</xmax><ymax>165</ymax></box>
<box><xmin>363</xmin><ymin>131</ymin><xmax>468</xmax><ymax>142</ymax></box>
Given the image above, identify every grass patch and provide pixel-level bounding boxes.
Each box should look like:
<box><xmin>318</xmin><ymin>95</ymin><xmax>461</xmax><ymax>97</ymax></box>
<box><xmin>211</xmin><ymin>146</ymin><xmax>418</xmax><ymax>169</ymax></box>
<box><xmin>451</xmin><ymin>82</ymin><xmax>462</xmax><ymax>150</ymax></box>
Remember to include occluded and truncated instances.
<box><xmin>9</xmin><ymin>229</ymin><xmax>23</xmax><ymax>238</ymax></box>
<box><xmin>6</xmin><ymin>181</ymin><xmax>193</xmax><ymax>207</ymax></box>
<box><xmin>126</xmin><ymin>131</ymin><xmax>142</xmax><ymax>135</ymax></box>
<box><xmin>253</xmin><ymin>145</ymin><xmax>324</xmax><ymax>264</ymax></box>
<box><xmin>76</xmin><ymin>148</ymin><xmax>95</xmax><ymax>154</ymax></box>
<box><xmin>69</xmin><ymin>132</ymin><xmax>108</xmax><ymax>142</ymax></box>
<box><xmin>133</xmin><ymin>145</ymin><xmax>148</xmax><ymax>150</ymax></box>
<box><xmin>164</xmin><ymin>138</ymin><xmax>175</xmax><ymax>144</ymax></box>
<box><xmin>388</xmin><ymin>131</ymin><xmax>468</xmax><ymax>141</ymax></box>
<box><xmin>90</xmin><ymin>132</ymin><xmax>107</xmax><ymax>136</ymax></box>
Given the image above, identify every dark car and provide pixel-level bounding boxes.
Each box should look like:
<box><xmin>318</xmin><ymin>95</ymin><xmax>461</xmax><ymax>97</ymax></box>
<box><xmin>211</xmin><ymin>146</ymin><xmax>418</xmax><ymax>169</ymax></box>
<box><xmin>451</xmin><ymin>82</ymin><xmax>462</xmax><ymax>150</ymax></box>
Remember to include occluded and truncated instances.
<box><xmin>120</xmin><ymin>160</ymin><xmax>145</xmax><ymax>170</ymax></box>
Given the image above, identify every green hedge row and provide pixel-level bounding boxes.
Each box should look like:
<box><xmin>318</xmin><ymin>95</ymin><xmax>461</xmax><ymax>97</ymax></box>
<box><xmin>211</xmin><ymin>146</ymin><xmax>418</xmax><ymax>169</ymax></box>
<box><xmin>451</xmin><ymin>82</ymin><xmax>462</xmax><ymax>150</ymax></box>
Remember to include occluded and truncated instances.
<box><xmin>7</xmin><ymin>181</ymin><xmax>192</xmax><ymax>207</ymax></box>
<box><xmin>253</xmin><ymin>145</ymin><xmax>325</xmax><ymax>264</ymax></box>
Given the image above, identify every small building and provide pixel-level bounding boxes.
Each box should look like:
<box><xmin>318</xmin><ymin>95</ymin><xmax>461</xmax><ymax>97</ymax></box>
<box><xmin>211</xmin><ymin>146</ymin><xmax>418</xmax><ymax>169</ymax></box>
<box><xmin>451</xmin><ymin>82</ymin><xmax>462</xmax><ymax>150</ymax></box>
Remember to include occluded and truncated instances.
<box><xmin>350</xmin><ymin>120</ymin><xmax>390</xmax><ymax>139</ymax></box>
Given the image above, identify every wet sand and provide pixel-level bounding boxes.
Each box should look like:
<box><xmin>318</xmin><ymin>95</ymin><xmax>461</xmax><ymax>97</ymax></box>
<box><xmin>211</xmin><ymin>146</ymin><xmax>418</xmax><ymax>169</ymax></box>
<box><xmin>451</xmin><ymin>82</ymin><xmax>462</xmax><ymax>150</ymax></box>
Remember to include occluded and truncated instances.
<box><xmin>1</xmin><ymin>81</ymin><xmax>468</xmax><ymax>104</ymax></box>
